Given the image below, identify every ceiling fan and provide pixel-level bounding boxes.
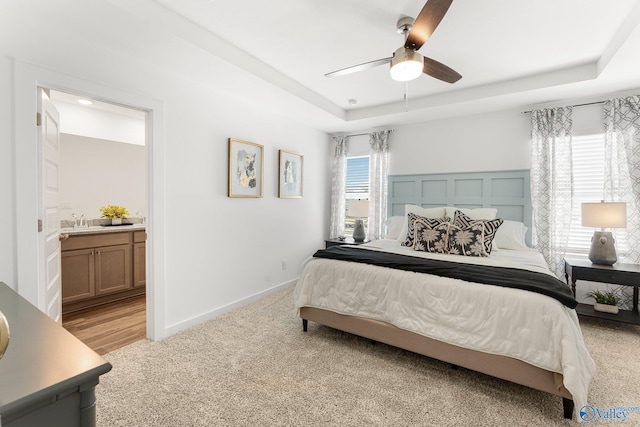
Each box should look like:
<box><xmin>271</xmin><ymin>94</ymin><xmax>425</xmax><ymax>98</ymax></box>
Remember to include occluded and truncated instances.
<box><xmin>325</xmin><ymin>0</ymin><xmax>461</xmax><ymax>84</ymax></box>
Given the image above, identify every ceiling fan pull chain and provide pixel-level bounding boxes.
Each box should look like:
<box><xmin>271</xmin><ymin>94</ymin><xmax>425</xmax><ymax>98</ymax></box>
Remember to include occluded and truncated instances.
<box><xmin>405</xmin><ymin>81</ymin><xmax>409</xmax><ymax>112</ymax></box>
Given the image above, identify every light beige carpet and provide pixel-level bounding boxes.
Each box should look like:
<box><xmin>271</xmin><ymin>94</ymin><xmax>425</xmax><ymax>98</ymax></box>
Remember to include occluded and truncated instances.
<box><xmin>97</xmin><ymin>287</ymin><xmax>640</xmax><ymax>426</ymax></box>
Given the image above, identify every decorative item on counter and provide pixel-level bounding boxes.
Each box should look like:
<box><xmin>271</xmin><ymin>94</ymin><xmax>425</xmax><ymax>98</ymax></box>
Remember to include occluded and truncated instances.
<box><xmin>99</xmin><ymin>204</ymin><xmax>129</xmax><ymax>226</ymax></box>
<box><xmin>0</xmin><ymin>310</ymin><xmax>9</xmax><ymax>359</ymax></box>
<box><xmin>136</xmin><ymin>211</ymin><xmax>145</xmax><ymax>225</ymax></box>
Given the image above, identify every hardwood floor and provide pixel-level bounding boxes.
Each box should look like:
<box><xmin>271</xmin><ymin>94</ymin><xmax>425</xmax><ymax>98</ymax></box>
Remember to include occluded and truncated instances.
<box><xmin>62</xmin><ymin>294</ymin><xmax>146</xmax><ymax>355</ymax></box>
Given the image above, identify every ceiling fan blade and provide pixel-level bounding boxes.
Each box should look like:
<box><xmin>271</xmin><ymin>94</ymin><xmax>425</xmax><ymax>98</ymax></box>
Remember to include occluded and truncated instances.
<box><xmin>405</xmin><ymin>0</ymin><xmax>453</xmax><ymax>51</ymax></box>
<box><xmin>422</xmin><ymin>57</ymin><xmax>461</xmax><ymax>83</ymax></box>
<box><xmin>325</xmin><ymin>57</ymin><xmax>392</xmax><ymax>78</ymax></box>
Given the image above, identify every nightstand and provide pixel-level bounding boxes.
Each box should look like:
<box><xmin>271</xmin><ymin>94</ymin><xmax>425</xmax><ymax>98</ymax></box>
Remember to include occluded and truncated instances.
<box><xmin>324</xmin><ymin>238</ymin><xmax>370</xmax><ymax>248</ymax></box>
<box><xmin>564</xmin><ymin>257</ymin><xmax>640</xmax><ymax>325</ymax></box>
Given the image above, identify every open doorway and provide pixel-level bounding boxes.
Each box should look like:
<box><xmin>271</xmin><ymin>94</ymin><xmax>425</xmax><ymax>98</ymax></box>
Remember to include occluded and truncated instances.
<box><xmin>48</xmin><ymin>89</ymin><xmax>148</xmax><ymax>354</ymax></box>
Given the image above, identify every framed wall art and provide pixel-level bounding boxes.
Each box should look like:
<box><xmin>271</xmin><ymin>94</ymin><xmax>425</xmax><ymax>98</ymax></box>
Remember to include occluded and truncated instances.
<box><xmin>278</xmin><ymin>150</ymin><xmax>303</xmax><ymax>198</ymax></box>
<box><xmin>228</xmin><ymin>138</ymin><xmax>264</xmax><ymax>198</ymax></box>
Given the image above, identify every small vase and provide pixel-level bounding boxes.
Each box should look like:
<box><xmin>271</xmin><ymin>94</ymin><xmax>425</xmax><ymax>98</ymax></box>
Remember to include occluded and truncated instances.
<box><xmin>111</xmin><ymin>218</ymin><xmax>122</xmax><ymax>225</ymax></box>
<box><xmin>593</xmin><ymin>303</ymin><xmax>619</xmax><ymax>314</ymax></box>
<box><xmin>0</xmin><ymin>310</ymin><xmax>9</xmax><ymax>359</ymax></box>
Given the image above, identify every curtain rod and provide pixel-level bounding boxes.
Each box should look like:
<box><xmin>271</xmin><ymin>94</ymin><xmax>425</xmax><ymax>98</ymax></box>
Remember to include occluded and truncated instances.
<box><xmin>336</xmin><ymin>129</ymin><xmax>394</xmax><ymax>138</ymax></box>
<box><xmin>521</xmin><ymin>100</ymin><xmax>605</xmax><ymax>114</ymax></box>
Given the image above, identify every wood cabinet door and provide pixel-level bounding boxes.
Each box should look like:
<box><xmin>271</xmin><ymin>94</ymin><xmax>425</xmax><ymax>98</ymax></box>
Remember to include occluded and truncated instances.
<box><xmin>61</xmin><ymin>248</ymin><xmax>95</xmax><ymax>303</ymax></box>
<box><xmin>95</xmin><ymin>244</ymin><xmax>131</xmax><ymax>295</ymax></box>
<box><xmin>133</xmin><ymin>242</ymin><xmax>146</xmax><ymax>288</ymax></box>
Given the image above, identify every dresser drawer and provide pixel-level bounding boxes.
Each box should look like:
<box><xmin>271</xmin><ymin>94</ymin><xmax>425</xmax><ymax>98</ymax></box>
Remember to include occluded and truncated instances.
<box><xmin>571</xmin><ymin>266</ymin><xmax>639</xmax><ymax>286</ymax></box>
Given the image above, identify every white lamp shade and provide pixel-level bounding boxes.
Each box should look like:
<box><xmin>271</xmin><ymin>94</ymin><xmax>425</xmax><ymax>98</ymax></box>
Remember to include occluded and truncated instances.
<box><xmin>390</xmin><ymin>48</ymin><xmax>423</xmax><ymax>82</ymax></box>
<box><xmin>348</xmin><ymin>200</ymin><xmax>369</xmax><ymax>218</ymax></box>
<box><xmin>581</xmin><ymin>202</ymin><xmax>627</xmax><ymax>228</ymax></box>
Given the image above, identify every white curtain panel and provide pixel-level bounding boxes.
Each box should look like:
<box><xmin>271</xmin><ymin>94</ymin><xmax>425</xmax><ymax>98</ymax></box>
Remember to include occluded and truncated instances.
<box><xmin>329</xmin><ymin>136</ymin><xmax>348</xmax><ymax>239</ymax></box>
<box><xmin>530</xmin><ymin>107</ymin><xmax>574</xmax><ymax>278</ymax></box>
<box><xmin>368</xmin><ymin>130</ymin><xmax>391</xmax><ymax>240</ymax></box>
<box><xmin>604</xmin><ymin>95</ymin><xmax>640</xmax><ymax>264</ymax></box>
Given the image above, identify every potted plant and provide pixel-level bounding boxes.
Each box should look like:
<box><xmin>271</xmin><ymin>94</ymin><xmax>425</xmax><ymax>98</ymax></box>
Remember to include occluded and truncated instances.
<box><xmin>99</xmin><ymin>205</ymin><xmax>129</xmax><ymax>225</ymax></box>
<box><xmin>587</xmin><ymin>289</ymin><xmax>621</xmax><ymax>314</ymax></box>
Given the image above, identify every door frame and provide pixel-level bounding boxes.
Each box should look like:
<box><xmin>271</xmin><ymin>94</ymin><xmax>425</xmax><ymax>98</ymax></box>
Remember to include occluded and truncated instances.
<box><xmin>13</xmin><ymin>60</ymin><xmax>167</xmax><ymax>340</ymax></box>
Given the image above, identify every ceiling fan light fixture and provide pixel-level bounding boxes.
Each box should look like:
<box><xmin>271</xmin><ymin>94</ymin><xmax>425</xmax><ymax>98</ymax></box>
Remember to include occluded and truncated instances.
<box><xmin>390</xmin><ymin>48</ymin><xmax>423</xmax><ymax>82</ymax></box>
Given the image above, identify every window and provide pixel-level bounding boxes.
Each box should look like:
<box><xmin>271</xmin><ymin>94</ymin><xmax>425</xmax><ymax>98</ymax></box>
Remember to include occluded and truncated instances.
<box><xmin>567</xmin><ymin>133</ymin><xmax>628</xmax><ymax>255</ymax></box>
<box><xmin>345</xmin><ymin>156</ymin><xmax>369</xmax><ymax>199</ymax></box>
<box><xmin>345</xmin><ymin>156</ymin><xmax>369</xmax><ymax>235</ymax></box>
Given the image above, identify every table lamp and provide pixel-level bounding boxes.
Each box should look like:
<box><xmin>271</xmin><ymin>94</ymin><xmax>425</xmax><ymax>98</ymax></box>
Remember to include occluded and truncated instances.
<box><xmin>348</xmin><ymin>200</ymin><xmax>369</xmax><ymax>243</ymax></box>
<box><xmin>581</xmin><ymin>201</ymin><xmax>627</xmax><ymax>265</ymax></box>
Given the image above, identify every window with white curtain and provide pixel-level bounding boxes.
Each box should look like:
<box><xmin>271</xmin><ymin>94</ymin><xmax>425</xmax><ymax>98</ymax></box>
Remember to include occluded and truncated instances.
<box><xmin>345</xmin><ymin>156</ymin><xmax>369</xmax><ymax>235</ymax></box>
<box><xmin>567</xmin><ymin>133</ymin><xmax>629</xmax><ymax>255</ymax></box>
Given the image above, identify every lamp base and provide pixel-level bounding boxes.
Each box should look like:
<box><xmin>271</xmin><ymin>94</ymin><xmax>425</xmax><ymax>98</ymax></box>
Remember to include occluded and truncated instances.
<box><xmin>588</xmin><ymin>231</ymin><xmax>617</xmax><ymax>265</ymax></box>
<box><xmin>353</xmin><ymin>219</ymin><xmax>366</xmax><ymax>243</ymax></box>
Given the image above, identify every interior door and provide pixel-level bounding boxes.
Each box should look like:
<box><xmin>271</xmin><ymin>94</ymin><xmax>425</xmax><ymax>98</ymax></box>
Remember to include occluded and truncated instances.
<box><xmin>38</xmin><ymin>88</ymin><xmax>63</xmax><ymax>323</ymax></box>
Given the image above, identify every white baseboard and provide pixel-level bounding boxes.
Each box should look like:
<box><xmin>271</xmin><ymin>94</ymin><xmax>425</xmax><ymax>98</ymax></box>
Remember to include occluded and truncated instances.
<box><xmin>161</xmin><ymin>279</ymin><xmax>297</xmax><ymax>339</ymax></box>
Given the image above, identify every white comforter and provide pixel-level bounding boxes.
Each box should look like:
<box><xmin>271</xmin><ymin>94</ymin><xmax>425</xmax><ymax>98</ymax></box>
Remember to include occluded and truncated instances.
<box><xmin>294</xmin><ymin>239</ymin><xmax>595</xmax><ymax>415</ymax></box>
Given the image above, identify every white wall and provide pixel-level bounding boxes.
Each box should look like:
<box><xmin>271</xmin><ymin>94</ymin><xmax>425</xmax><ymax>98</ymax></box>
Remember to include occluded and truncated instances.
<box><xmin>387</xmin><ymin>103</ymin><xmax>607</xmax><ymax>176</ymax></box>
<box><xmin>346</xmin><ymin>134</ymin><xmax>370</xmax><ymax>157</ymax></box>
<box><xmin>59</xmin><ymin>134</ymin><xmax>147</xmax><ymax>221</ymax></box>
<box><xmin>0</xmin><ymin>56</ymin><xmax>15</xmax><ymax>288</ymax></box>
<box><xmin>389</xmin><ymin>110</ymin><xmax>532</xmax><ymax>175</ymax></box>
<box><xmin>158</xmin><ymin>79</ymin><xmax>330</xmax><ymax>329</ymax></box>
<box><xmin>0</xmin><ymin>4</ymin><xmax>330</xmax><ymax>338</ymax></box>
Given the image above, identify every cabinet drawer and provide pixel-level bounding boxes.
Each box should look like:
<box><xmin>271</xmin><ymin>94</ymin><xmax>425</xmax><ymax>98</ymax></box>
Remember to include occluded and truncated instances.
<box><xmin>62</xmin><ymin>232</ymin><xmax>130</xmax><ymax>251</ymax></box>
<box><xmin>134</xmin><ymin>230</ymin><xmax>147</xmax><ymax>243</ymax></box>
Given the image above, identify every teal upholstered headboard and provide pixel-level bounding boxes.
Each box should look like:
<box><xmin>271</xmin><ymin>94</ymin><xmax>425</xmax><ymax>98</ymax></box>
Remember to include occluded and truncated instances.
<box><xmin>388</xmin><ymin>170</ymin><xmax>532</xmax><ymax>246</ymax></box>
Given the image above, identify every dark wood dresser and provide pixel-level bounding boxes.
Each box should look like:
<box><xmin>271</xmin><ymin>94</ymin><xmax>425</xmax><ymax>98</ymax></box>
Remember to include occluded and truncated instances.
<box><xmin>0</xmin><ymin>282</ymin><xmax>112</xmax><ymax>426</ymax></box>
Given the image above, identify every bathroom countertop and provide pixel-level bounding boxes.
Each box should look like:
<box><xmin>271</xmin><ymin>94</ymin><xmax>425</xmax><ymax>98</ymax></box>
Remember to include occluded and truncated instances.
<box><xmin>60</xmin><ymin>224</ymin><xmax>146</xmax><ymax>236</ymax></box>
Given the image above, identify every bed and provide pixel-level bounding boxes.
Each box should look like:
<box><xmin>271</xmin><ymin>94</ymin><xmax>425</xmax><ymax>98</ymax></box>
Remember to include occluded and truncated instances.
<box><xmin>294</xmin><ymin>170</ymin><xmax>595</xmax><ymax>420</ymax></box>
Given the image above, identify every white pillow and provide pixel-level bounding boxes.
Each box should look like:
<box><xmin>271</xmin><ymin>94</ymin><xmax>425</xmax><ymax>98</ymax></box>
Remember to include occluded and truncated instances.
<box><xmin>493</xmin><ymin>220</ymin><xmax>529</xmax><ymax>250</ymax></box>
<box><xmin>397</xmin><ymin>205</ymin><xmax>447</xmax><ymax>242</ymax></box>
<box><xmin>445</xmin><ymin>207</ymin><xmax>498</xmax><ymax>220</ymax></box>
<box><xmin>384</xmin><ymin>216</ymin><xmax>405</xmax><ymax>239</ymax></box>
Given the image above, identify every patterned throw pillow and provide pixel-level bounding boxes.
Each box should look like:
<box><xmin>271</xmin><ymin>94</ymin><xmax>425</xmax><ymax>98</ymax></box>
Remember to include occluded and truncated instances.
<box><xmin>401</xmin><ymin>213</ymin><xmax>450</xmax><ymax>247</ymax></box>
<box><xmin>450</xmin><ymin>210</ymin><xmax>503</xmax><ymax>256</ymax></box>
<box><xmin>413</xmin><ymin>219</ymin><xmax>450</xmax><ymax>254</ymax></box>
<box><xmin>447</xmin><ymin>222</ymin><xmax>487</xmax><ymax>256</ymax></box>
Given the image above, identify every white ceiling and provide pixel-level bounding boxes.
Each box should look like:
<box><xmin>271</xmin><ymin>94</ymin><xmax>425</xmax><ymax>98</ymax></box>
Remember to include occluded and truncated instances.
<box><xmin>49</xmin><ymin>91</ymin><xmax>146</xmax><ymax>121</ymax></box>
<box><xmin>5</xmin><ymin>1</ymin><xmax>638</xmax><ymax>133</ymax></box>
<box><xmin>49</xmin><ymin>90</ymin><xmax>146</xmax><ymax>146</ymax></box>
<box><xmin>145</xmin><ymin>0</ymin><xmax>640</xmax><ymax>132</ymax></box>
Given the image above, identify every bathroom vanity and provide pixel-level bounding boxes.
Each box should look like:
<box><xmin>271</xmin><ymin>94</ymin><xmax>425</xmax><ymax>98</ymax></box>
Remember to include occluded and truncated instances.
<box><xmin>60</xmin><ymin>225</ymin><xmax>146</xmax><ymax>314</ymax></box>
